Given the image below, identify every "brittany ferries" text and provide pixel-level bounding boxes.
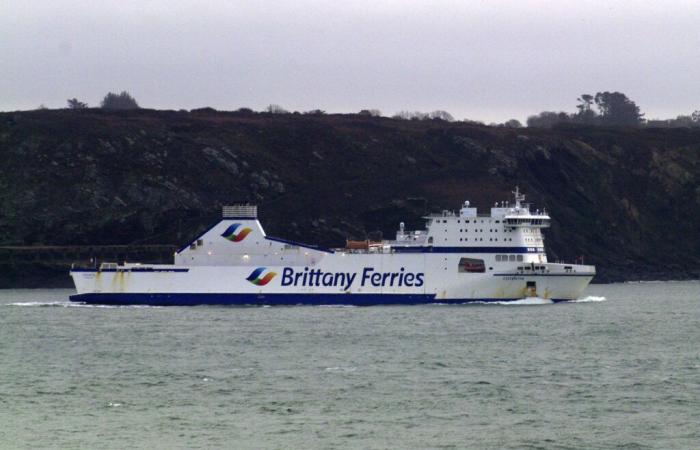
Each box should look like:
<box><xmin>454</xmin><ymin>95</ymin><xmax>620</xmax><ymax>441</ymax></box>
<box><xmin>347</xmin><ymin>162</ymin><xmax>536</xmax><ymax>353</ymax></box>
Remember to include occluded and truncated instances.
<box><xmin>281</xmin><ymin>267</ymin><xmax>424</xmax><ymax>290</ymax></box>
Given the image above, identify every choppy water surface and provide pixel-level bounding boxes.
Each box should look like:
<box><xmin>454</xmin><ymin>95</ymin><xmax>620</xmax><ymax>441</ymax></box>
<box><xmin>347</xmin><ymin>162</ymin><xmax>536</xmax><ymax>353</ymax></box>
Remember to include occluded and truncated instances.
<box><xmin>1</xmin><ymin>282</ymin><xmax>698</xmax><ymax>449</ymax></box>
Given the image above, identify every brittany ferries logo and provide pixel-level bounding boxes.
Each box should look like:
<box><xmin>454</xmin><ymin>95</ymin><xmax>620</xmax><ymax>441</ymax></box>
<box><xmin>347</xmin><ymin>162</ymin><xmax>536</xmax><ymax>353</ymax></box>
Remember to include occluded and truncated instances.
<box><xmin>221</xmin><ymin>223</ymin><xmax>252</xmax><ymax>242</ymax></box>
<box><xmin>246</xmin><ymin>267</ymin><xmax>277</xmax><ymax>286</ymax></box>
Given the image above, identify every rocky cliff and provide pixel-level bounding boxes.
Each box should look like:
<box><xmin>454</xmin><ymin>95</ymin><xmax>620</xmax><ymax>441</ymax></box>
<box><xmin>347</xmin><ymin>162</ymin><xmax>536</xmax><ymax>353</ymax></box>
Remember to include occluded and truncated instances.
<box><xmin>1</xmin><ymin>109</ymin><xmax>698</xmax><ymax>286</ymax></box>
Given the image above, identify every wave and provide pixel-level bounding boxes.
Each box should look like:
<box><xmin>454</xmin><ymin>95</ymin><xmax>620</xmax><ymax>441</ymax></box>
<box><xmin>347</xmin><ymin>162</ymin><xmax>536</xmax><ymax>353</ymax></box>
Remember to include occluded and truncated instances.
<box><xmin>6</xmin><ymin>301</ymin><xmax>160</xmax><ymax>309</ymax></box>
<box><xmin>324</xmin><ymin>366</ymin><xmax>357</xmax><ymax>372</ymax></box>
<box><xmin>429</xmin><ymin>297</ymin><xmax>553</xmax><ymax>306</ymax></box>
<box><xmin>572</xmin><ymin>295</ymin><xmax>607</xmax><ymax>303</ymax></box>
<box><xmin>315</xmin><ymin>304</ymin><xmax>358</xmax><ymax>308</ymax></box>
<box><xmin>624</xmin><ymin>279</ymin><xmax>699</xmax><ymax>284</ymax></box>
<box><xmin>488</xmin><ymin>297</ymin><xmax>554</xmax><ymax>305</ymax></box>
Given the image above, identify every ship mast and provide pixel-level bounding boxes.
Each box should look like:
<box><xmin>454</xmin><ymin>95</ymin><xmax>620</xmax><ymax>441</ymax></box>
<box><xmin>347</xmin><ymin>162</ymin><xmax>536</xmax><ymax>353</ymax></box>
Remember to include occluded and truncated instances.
<box><xmin>512</xmin><ymin>186</ymin><xmax>525</xmax><ymax>209</ymax></box>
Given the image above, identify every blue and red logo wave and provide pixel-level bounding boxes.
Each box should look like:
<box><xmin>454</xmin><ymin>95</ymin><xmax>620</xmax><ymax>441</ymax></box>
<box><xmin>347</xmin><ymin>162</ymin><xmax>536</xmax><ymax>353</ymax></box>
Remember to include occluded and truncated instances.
<box><xmin>221</xmin><ymin>223</ymin><xmax>252</xmax><ymax>242</ymax></box>
<box><xmin>246</xmin><ymin>267</ymin><xmax>277</xmax><ymax>286</ymax></box>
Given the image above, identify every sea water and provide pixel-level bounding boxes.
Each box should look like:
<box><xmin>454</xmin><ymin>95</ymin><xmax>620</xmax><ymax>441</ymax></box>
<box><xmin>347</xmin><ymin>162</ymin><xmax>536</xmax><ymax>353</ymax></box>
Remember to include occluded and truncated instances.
<box><xmin>0</xmin><ymin>282</ymin><xmax>698</xmax><ymax>449</ymax></box>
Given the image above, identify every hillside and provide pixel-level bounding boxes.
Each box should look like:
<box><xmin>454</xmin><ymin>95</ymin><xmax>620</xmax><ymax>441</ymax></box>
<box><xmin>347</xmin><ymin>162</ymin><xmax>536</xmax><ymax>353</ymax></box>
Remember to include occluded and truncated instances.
<box><xmin>0</xmin><ymin>109</ymin><xmax>699</xmax><ymax>286</ymax></box>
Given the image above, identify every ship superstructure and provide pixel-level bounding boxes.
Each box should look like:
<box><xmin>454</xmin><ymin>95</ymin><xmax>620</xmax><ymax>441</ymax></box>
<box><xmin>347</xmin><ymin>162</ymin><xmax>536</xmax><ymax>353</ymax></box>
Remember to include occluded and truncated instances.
<box><xmin>70</xmin><ymin>188</ymin><xmax>595</xmax><ymax>305</ymax></box>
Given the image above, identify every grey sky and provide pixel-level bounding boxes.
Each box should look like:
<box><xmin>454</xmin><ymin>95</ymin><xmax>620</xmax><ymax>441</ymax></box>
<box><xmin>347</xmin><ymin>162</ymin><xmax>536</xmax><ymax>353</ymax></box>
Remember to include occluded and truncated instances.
<box><xmin>2</xmin><ymin>0</ymin><xmax>699</xmax><ymax>122</ymax></box>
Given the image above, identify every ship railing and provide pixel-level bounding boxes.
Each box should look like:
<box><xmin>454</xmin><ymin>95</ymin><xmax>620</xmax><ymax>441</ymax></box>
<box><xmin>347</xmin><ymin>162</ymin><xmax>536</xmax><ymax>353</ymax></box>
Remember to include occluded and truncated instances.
<box><xmin>223</xmin><ymin>205</ymin><xmax>257</xmax><ymax>218</ymax></box>
<box><xmin>512</xmin><ymin>262</ymin><xmax>595</xmax><ymax>275</ymax></box>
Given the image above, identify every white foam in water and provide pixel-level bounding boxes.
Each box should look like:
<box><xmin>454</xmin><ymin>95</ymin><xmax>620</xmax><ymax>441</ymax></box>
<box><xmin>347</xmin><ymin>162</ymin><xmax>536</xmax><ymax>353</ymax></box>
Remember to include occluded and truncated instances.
<box><xmin>324</xmin><ymin>366</ymin><xmax>357</xmax><ymax>372</ymax></box>
<box><xmin>431</xmin><ymin>298</ymin><xmax>554</xmax><ymax>306</ymax></box>
<box><xmin>489</xmin><ymin>297</ymin><xmax>554</xmax><ymax>305</ymax></box>
<box><xmin>316</xmin><ymin>304</ymin><xmax>357</xmax><ymax>308</ymax></box>
<box><xmin>572</xmin><ymin>295</ymin><xmax>607</xmax><ymax>303</ymax></box>
<box><xmin>7</xmin><ymin>301</ymin><xmax>160</xmax><ymax>309</ymax></box>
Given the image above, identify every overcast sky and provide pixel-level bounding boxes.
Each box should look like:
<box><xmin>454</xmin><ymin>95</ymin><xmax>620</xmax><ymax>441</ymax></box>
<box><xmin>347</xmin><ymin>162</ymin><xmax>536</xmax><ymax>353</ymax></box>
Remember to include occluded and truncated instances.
<box><xmin>1</xmin><ymin>0</ymin><xmax>699</xmax><ymax>122</ymax></box>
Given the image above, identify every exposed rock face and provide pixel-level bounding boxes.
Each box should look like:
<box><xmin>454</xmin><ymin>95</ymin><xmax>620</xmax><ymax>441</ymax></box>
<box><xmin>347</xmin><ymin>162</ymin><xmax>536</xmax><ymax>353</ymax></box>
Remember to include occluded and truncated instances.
<box><xmin>0</xmin><ymin>109</ymin><xmax>699</xmax><ymax>285</ymax></box>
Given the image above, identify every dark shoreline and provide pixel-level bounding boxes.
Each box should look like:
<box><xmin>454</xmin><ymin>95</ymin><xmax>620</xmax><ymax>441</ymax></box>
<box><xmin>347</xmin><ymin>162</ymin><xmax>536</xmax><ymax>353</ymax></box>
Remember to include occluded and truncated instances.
<box><xmin>1</xmin><ymin>109</ymin><xmax>698</xmax><ymax>283</ymax></box>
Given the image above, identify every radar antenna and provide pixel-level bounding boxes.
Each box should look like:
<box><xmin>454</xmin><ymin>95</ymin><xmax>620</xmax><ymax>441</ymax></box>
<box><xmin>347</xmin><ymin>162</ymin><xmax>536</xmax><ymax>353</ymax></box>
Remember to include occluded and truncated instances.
<box><xmin>512</xmin><ymin>186</ymin><xmax>525</xmax><ymax>209</ymax></box>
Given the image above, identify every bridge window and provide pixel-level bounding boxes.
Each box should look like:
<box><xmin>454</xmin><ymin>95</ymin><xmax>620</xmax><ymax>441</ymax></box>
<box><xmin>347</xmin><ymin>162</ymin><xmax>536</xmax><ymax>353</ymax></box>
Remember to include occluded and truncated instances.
<box><xmin>509</xmin><ymin>255</ymin><xmax>516</xmax><ymax>261</ymax></box>
<box><xmin>517</xmin><ymin>255</ymin><xmax>523</xmax><ymax>261</ymax></box>
<box><xmin>458</xmin><ymin>257</ymin><xmax>485</xmax><ymax>273</ymax></box>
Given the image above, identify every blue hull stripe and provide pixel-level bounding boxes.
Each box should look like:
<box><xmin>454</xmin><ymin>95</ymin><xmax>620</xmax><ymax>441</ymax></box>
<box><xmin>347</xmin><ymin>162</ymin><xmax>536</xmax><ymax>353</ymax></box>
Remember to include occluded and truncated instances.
<box><xmin>69</xmin><ymin>293</ymin><xmax>569</xmax><ymax>306</ymax></box>
<box><xmin>492</xmin><ymin>273</ymin><xmax>594</xmax><ymax>277</ymax></box>
<box><xmin>393</xmin><ymin>246</ymin><xmax>544</xmax><ymax>253</ymax></box>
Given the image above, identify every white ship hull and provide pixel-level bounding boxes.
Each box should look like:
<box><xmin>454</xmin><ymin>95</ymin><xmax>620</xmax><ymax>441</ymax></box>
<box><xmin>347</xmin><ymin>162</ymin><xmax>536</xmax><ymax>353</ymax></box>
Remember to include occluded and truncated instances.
<box><xmin>71</xmin><ymin>255</ymin><xmax>594</xmax><ymax>305</ymax></box>
<box><xmin>70</xmin><ymin>192</ymin><xmax>596</xmax><ymax>305</ymax></box>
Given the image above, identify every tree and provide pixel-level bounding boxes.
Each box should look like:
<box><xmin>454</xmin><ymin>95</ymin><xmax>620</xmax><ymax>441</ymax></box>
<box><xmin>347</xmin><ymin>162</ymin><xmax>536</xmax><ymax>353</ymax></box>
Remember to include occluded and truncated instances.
<box><xmin>526</xmin><ymin>111</ymin><xmax>571</xmax><ymax>128</ymax></box>
<box><xmin>234</xmin><ymin>107</ymin><xmax>254</xmax><ymax>114</ymax></box>
<box><xmin>503</xmin><ymin>119</ymin><xmax>522</xmax><ymax>128</ymax></box>
<box><xmin>67</xmin><ymin>98</ymin><xmax>88</xmax><ymax>109</ymax></box>
<box><xmin>266</xmin><ymin>104</ymin><xmax>288</xmax><ymax>114</ymax></box>
<box><xmin>100</xmin><ymin>91</ymin><xmax>139</xmax><ymax>109</ymax></box>
<box><xmin>593</xmin><ymin>91</ymin><xmax>643</xmax><ymax>126</ymax></box>
<box><xmin>358</xmin><ymin>109</ymin><xmax>381</xmax><ymax>117</ymax></box>
<box><xmin>429</xmin><ymin>110</ymin><xmax>455</xmax><ymax>122</ymax></box>
<box><xmin>190</xmin><ymin>106</ymin><xmax>217</xmax><ymax>113</ymax></box>
<box><xmin>575</xmin><ymin>94</ymin><xmax>597</xmax><ymax>124</ymax></box>
<box><xmin>646</xmin><ymin>113</ymin><xmax>700</xmax><ymax>128</ymax></box>
<box><xmin>393</xmin><ymin>111</ymin><xmax>429</xmax><ymax>120</ymax></box>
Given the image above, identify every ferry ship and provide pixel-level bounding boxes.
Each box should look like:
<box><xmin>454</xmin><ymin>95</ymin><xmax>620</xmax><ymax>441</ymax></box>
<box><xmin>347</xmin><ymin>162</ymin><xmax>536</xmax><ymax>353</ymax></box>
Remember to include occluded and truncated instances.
<box><xmin>70</xmin><ymin>188</ymin><xmax>595</xmax><ymax>305</ymax></box>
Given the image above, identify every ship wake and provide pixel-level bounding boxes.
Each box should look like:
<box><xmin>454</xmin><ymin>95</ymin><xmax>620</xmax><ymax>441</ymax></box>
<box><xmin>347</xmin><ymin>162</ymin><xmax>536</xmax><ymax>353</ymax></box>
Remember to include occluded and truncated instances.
<box><xmin>571</xmin><ymin>295</ymin><xmax>607</xmax><ymax>303</ymax></box>
<box><xmin>488</xmin><ymin>297</ymin><xmax>554</xmax><ymax>305</ymax></box>
<box><xmin>6</xmin><ymin>301</ymin><xmax>161</xmax><ymax>309</ymax></box>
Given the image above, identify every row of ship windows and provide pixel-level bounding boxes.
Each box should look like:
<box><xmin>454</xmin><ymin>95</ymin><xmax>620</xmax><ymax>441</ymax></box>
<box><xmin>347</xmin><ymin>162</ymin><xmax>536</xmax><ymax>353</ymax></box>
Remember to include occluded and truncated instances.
<box><xmin>455</xmin><ymin>238</ymin><xmax>514</xmax><ymax>242</ymax></box>
<box><xmin>449</xmin><ymin>229</ymin><xmax>541</xmax><ymax>234</ymax></box>
<box><xmin>495</xmin><ymin>254</ymin><xmax>524</xmax><ymax>262</ymax></box>
<box><xmin>441</xmin><ymin>228</ymin><xmax>540</xmax><ymax>234</ymax></box>
<box><xmin>439</xmin><ymin>220</ymin><xmax>501</xmax><ymax>224</ymax></box>
<box><xmin>457</xmin><ymin>258</ymin><xmax>548</xmax><ymax>273</ymax></box>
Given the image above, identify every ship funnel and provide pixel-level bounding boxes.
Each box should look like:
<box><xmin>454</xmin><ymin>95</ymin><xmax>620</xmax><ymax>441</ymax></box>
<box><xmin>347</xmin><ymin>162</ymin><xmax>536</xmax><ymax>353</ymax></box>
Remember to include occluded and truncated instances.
<box><xmin>222</xmin><ymin>204</ymin><xmax>258</xmax><ymax>219</ymax></box>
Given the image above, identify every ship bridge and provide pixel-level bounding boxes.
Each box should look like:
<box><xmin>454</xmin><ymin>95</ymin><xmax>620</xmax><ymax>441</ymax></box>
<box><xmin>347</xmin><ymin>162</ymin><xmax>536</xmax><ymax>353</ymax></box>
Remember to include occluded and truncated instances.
<box><xmin>495</xmin><ymin>187</ymin><xmax>551</xmax><ymax>228</ymax></box>
<box><xmin>373</xmin><ymin>187</ymin><xmax>549</xmax><ymax>262</ymax></box>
